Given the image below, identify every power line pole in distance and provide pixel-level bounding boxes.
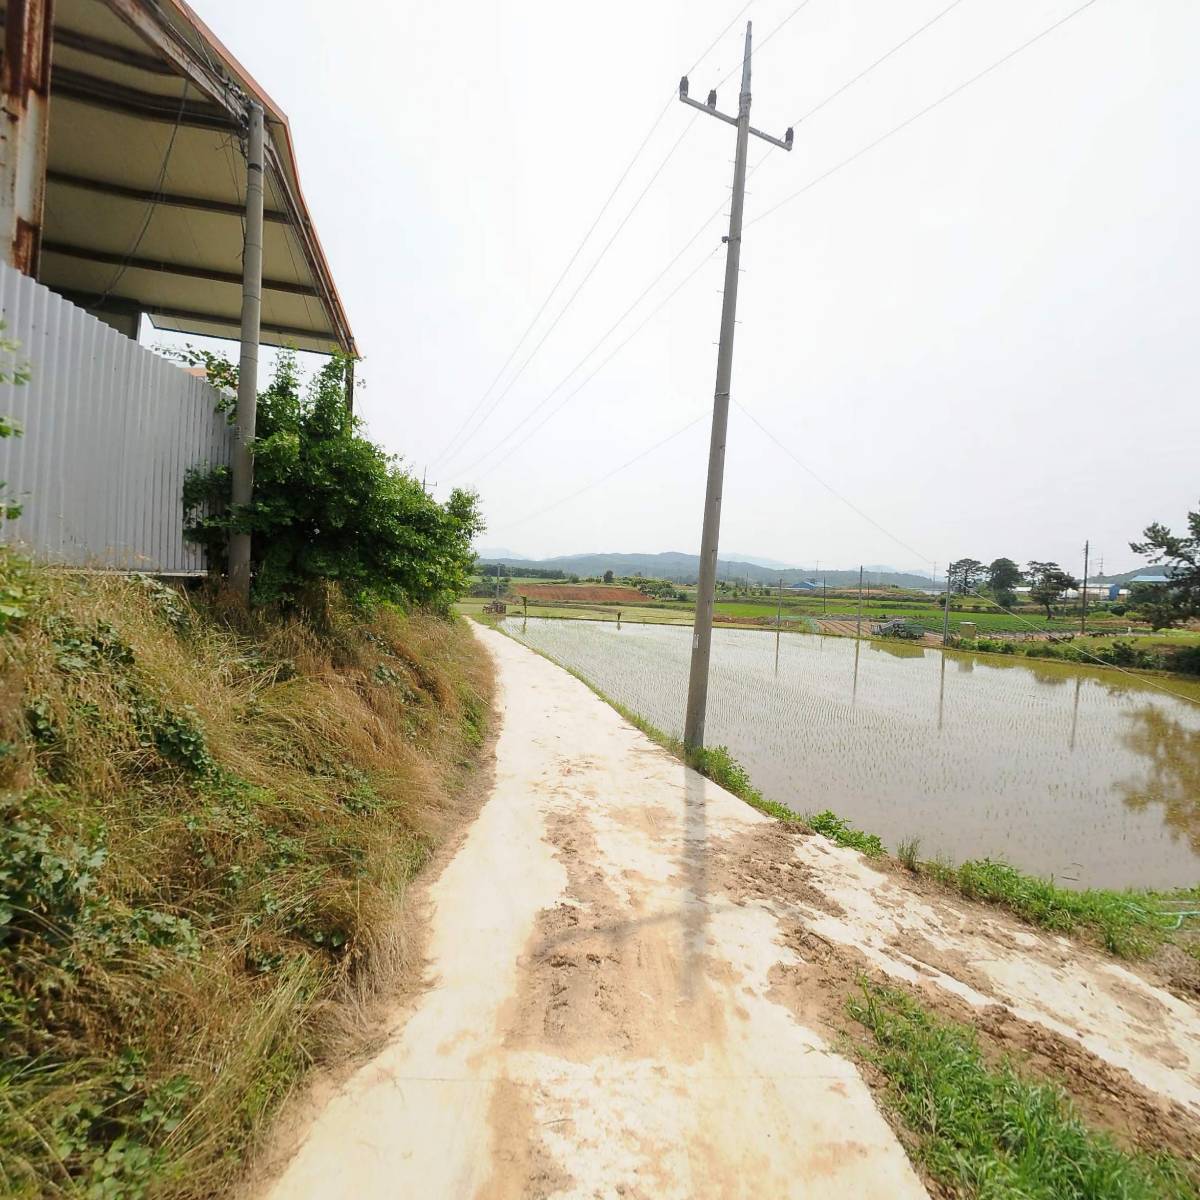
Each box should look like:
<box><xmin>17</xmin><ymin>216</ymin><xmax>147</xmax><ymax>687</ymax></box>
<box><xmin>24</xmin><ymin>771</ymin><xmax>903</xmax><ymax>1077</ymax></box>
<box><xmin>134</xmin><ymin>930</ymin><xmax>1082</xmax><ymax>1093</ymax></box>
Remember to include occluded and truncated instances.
<box><xmin>682</xmin><ymin>21</ymin><xmax>793</xmax><ymax>749</ymax></box>
<box><xmin>942</xmin><ymin>565</ymin><xmax>952</xmax><ymax>646</ymax></box>
<box><xmin>856</xmin><ymin>565</ymin><xmax>864</xmax><ymax>637</ymax></box>
<box><xmin>1080</xmin><ymin>539</ymin><xmax>1089</xmax><ymax>634</ymax></box>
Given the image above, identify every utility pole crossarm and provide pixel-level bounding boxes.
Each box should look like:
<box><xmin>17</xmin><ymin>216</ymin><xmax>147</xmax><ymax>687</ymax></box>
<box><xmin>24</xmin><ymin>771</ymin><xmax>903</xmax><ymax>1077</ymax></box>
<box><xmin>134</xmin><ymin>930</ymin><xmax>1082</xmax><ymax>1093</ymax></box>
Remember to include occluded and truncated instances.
<box><xmin>678</xmin><ymin>75</ymin><xmax>794</xmax><ymax>150</ymax></box>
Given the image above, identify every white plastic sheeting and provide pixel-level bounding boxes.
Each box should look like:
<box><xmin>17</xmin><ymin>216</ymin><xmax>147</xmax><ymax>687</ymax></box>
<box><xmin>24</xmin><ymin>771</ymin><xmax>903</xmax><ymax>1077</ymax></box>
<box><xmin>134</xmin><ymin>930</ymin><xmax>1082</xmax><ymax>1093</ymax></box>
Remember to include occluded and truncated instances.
<box><xmin>0</xmin><ymin>262</ymin><xmax>231</xmax><ymax>572</ymax></box>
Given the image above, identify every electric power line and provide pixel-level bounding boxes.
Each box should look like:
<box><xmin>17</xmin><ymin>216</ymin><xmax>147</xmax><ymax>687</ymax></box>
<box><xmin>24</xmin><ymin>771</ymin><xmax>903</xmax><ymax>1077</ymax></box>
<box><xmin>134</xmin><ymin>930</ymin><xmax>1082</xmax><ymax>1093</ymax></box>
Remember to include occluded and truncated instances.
<box><xmin>733</xmin><ymin>398</ymin><xmax>931</xmax><ymax>564</ymax></box>
<box><xmin>492</xmin><ymin>411</ymin><xmax>709</xmax><ymax>533</ymax></box>
<box><xmin>791</xmin><ymin>0</ymin><xmax>968</xmax><ymax>128</ymax></box>
<box><xmin>453</xmin><ymin>207</ymin><xmax>729</xmax><ymax>482</ymax></box>
<box><xmin>714</xmin><ymin>0</ymin><xmax>816</xmax><ymax>90</ymax></box>
<box><xmin>440</xmin><ymin>113</ymin><xmax>702</xmax><ymax>470</ymax></box>
<box><xmin>456</xmin><ymin>0</ymin><xmax>989</xmax><ymax>482</ymax></box>
<box><xmin>441</xmin><ymin>0</ymin><xmax>820</xmax><ymax>472</ymax></box>
<box><xmin>732</xmin><ymin>398</ymin><xmax>1200</xmax><ymax>710</ymax></box>
<box><xmin>469</xmin><ymin>247</ymin><xmax>723</xmax><ymax>484</ymax></box>
<box><xmin>95</xmin><ymin>80</ymin><xmax>190</xmax><ymax>308</ymax></box>
<box><xmin>747</xmin><ymin>0</ymin><xmax>1100</xmax><ymax>230</ymax></box>
<box><xmin>429</xmin><ymin>0</ymin><xmax>755</xmax><ymax>470</ymax></box>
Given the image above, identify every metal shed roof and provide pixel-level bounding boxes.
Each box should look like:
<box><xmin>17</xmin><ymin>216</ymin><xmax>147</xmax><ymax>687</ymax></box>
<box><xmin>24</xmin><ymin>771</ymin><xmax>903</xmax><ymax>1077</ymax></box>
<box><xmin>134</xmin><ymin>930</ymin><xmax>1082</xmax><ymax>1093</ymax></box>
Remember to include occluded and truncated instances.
<box><xmin>36</xmin><ymin>0</ymin><xmax>355</xmax><ymax>355</ymax></box>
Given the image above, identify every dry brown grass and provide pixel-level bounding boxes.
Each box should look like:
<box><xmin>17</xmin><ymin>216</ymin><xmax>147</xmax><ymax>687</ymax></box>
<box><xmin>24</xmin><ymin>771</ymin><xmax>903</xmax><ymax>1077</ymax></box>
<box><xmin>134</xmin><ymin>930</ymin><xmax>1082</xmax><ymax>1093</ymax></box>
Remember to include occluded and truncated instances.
<box><xmin>0</xmin><ymin>565</ymin><xmax>493</xmax><ymax>1198</ymax></box>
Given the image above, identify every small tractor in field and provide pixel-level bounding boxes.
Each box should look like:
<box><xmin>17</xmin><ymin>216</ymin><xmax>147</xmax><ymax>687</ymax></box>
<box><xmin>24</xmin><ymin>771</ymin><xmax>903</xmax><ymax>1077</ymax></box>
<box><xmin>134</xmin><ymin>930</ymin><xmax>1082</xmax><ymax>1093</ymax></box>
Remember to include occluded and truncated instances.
<box><xmin>873</xmin><ymin>618</ymin><xmax>926</xmax><ymax>640</ymax></box>
<box><xmin>483</xmin><ymin>600</ymin><xmax>507</xmax><ymax>615</ymax></box>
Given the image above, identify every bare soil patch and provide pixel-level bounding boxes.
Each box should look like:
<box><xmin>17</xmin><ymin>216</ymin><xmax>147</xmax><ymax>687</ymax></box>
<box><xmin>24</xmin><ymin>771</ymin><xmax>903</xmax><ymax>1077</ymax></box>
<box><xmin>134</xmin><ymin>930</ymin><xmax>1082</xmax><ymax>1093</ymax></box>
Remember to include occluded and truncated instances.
<box><xmin>518</xmin><ymin>584</ymin><xmax>647</xmax><ymax>603</ymax></box>
<box><xmin>713</xmin><ymin>823</ymin><xmax>1200</xmax><ymax>1165</ymax></box>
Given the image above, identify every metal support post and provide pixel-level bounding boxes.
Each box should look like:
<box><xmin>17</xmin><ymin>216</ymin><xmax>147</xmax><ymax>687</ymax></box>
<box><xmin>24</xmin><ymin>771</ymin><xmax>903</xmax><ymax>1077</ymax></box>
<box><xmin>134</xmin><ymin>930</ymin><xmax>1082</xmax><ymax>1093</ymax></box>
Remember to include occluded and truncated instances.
<box><xmin>228</xmin><ymin>101</ymin><xmax>265</xmax><ymax>601</ymax></box>
<box><xmin>1</xmin><ymin>0</ymin><xmax>55</xmax><ymax>274</ymax></box>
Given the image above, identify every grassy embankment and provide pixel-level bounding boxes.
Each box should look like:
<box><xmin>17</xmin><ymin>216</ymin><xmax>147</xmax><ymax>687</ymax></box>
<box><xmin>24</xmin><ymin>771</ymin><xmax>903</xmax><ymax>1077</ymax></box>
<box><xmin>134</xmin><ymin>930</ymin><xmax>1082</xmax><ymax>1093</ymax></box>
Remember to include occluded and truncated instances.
<box><xmin>0</xmin><ymin>559</ymin><xmax>493</xmax><ymax>1198</ymax></box>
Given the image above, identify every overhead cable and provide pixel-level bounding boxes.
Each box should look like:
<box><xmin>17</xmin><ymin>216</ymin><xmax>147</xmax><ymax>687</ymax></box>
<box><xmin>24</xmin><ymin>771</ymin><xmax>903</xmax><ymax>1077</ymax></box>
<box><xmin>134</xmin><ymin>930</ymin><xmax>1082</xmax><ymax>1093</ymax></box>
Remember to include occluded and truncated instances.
<box><xmin>430</xmin><ymin>0</ymin><xmax>754</xmax><ymax>469</ymax></box>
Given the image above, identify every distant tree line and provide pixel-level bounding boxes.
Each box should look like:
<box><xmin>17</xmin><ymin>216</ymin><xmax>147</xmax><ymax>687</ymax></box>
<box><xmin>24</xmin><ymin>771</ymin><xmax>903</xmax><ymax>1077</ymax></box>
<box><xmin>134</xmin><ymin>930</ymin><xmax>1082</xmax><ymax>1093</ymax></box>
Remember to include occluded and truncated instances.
<box><xmin>477</xmin><ymin>563</ymin><xmax>570</xmax><ymax>580</ymax></box>
<box><xmin>941</xmin><ymin>502</ymin><xmax>1199</xmax><ymax>629</ymax></box>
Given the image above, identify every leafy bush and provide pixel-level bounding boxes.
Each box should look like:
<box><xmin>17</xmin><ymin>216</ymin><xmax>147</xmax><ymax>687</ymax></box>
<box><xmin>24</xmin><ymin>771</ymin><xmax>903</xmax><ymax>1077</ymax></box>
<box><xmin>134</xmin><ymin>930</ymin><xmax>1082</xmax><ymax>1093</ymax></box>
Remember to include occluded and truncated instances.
<box><xmin>1165</xmin><ymin>644</ymin><xmax>1200</xmax><ymax>676</ymax></box>
<box><xmin>0</xmin><ymin>548</ymin><xmax>33</xmax><ymax>636</ymax></box>
<box><xmin>182</xmin><ymin>350</ymin><xmax>482</xmax><ymax>611</ymax></box>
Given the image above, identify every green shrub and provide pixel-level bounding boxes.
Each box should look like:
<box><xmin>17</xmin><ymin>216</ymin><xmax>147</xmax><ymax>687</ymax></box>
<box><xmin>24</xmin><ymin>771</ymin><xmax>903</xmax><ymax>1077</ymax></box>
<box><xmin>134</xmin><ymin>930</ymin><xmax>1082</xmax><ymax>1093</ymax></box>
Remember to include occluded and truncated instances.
<box><xmin>181</xmin><ymin>350</ymin><xmax>482</xmax><ymax>612</ymax></box>
<box><xmin>1165</xmin><ymin>644</ymin><xmax>1200</xmax><ymax>675</ymax></box>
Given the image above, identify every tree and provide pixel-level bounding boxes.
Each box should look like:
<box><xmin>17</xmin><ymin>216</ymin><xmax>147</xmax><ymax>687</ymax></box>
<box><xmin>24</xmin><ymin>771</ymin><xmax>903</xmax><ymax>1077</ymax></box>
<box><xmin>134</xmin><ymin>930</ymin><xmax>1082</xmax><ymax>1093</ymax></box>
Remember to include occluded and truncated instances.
<box><xmin>947</xmin><ymin>558</ymin><xmax>984</xmax><ymax>596</ymax></box>
<box><xmin>986</xmin><ymin>557</ymin><xmax>1022</xmax><ymax>607</ymax></box>
<box><xmin>1026</xmin><ymin>561</ymin><xmax>1077</xmax><ymax>621</ymax></box>
<box><xmin>1129</xmin><ymin>505</ymin><xmax>1199</xmax><ymax>629</ymax></box>
<box><xmin>603</xmin><ymin>569</ymin><xmax>614</xmax><ymax>584</ymax></box>
<box><xmin>182</xmin><ymin>349</ymin><xmax>482</xmax><ymax>611</ymax></box>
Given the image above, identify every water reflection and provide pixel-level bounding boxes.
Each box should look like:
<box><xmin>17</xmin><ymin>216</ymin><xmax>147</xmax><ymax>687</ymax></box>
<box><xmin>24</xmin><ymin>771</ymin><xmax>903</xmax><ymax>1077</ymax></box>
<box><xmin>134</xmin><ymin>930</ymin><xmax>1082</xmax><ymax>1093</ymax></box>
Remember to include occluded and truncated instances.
<box><xmin>506</xmin><ymin>619</ymin><xmax>1200</xmax><ymax>888</ymax></box>
<box><xmin>1119</xmin><ymin>706</ymin><xmax>1200</xmax><ymax>853</ymax></box>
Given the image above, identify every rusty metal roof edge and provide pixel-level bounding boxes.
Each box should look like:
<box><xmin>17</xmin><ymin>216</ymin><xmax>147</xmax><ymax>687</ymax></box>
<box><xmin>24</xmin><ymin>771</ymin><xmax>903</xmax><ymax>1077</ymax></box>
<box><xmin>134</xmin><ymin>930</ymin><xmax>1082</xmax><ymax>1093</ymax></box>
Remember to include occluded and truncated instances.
<box><xmin>104</xmin><ymin>0</ymin><xmax>358</xmax><ymax>358</ymax></box>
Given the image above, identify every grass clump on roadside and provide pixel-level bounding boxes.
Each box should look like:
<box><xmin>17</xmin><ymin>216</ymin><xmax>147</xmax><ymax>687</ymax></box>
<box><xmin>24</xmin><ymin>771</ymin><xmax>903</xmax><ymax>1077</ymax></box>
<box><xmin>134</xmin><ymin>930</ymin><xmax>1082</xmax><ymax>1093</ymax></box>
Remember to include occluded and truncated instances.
<box><xmin>925</xmin><ymin>857</ymin><xmax>1184</xmax><ymax>959</ymax></box>
<box><xmin>1</xmin><ymin>563</ymin><xmax>493</xmax><ymax>1199</ymax></box>
<box><xmin>807</xmin><ymin>809</ymin><xmax>885</xmax><ymax>857</ymax></box>
<box><xmin>848</xmin><ymin>980</ymin><xmax>1199</xmax><ymax>1200</ymax></box>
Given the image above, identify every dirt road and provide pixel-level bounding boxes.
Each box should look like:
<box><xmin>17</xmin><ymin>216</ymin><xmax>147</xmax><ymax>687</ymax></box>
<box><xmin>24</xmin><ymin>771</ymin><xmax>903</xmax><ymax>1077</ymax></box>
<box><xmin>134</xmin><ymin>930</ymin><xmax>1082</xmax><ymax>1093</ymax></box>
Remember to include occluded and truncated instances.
<box><xmin>262</xmin><ymin>624</ymin><xmax>1200</xmax><ymax>1198</ymax></box>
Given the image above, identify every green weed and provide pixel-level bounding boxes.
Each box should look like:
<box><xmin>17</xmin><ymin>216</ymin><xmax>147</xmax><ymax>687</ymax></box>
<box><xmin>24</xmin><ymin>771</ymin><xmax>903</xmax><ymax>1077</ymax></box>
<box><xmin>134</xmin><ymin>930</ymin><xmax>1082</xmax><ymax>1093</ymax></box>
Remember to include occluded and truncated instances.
<box><xmin>947</xmin><ymin>859</ymin><xmax>1173</xmax><ymax>958</ymax></box>
<box><xmin>896</xmin><ymin>836</ymin><xmax>922</xmax><ymax>872</ymax></box>
<box><xmin>808</xmin><ymin>810</ymin><xmax>885</xmax><ymax>857</ymax></box>
<box><xmin>848</xmin><ymin>981</ymin><xmax>1198</xmax><ymax>1199</ymax></box>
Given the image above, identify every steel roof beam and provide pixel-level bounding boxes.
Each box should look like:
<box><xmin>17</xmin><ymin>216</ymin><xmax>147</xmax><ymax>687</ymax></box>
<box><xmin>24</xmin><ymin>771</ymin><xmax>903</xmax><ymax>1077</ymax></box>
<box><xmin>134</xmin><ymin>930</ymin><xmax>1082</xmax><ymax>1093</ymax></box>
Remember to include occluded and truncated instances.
<box><xmin>42</xmin><ymin>238</ymin><xmax>321</xmax><ymax>296</ymax></box>
<box><xmin>47</xmin><ymin>167</ymin><xmax>289</xmax><ymax>221</ymax></box>
<box><xmin>51</xmin><ymin>65</ymin><xmax>233</xmax><ymax>129</ymax></box>
<box><xmin>59</xmin><ymin>287</ymin><xmax>338</xmax><ymax>344</ymax></box>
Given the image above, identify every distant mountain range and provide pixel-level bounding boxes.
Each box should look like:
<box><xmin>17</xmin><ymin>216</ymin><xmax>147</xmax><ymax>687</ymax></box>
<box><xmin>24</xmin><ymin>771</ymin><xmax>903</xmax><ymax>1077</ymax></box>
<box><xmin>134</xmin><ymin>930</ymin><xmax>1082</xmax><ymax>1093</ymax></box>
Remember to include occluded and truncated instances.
<box><xmin>474</xmin><ymin>550</ymin><xmax>938</xmax><ymax>589</ymax></box>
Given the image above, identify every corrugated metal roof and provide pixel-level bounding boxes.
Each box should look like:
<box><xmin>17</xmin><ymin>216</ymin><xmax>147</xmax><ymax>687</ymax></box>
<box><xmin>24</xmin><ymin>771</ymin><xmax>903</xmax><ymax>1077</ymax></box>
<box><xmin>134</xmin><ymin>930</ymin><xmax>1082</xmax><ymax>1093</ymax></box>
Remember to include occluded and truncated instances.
<box><xmin>33</xmin><ymin>0</ymin><xmax>356</xmax><ymax>356</ymax></box>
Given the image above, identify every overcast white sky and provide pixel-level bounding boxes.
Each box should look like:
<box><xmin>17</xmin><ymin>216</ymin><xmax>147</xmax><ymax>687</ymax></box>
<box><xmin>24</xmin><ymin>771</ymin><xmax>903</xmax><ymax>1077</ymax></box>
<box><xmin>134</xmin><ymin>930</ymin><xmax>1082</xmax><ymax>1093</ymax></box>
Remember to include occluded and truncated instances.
<box><xmin>180</xmin><ymin>0</ymin><xmax>1199</xmax><ymax>575</ymax></box>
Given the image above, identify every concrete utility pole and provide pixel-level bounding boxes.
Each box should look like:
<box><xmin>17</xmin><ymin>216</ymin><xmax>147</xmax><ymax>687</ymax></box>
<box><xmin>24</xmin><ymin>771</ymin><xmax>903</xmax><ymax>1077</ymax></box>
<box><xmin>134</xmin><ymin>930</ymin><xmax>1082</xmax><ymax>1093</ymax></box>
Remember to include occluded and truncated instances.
<box><xmin>942</xmin><ymin>564</ymin><xmax>952</xmax><ymax>645</ymax></box>
<box><xmin>856</xmin><ymin>565</ymin><xmax>864</xmax><ymax>637</ymax></box>
<box><xmin>229</xmin><ymin>101</ymin><xmax>266</xmax><ymax>601</ymax></box>
<box><xmin>681</xmin><ymin>23</ymin><xmax>792</xmax><ymax>748</ymax></box>
<box><xmin>1080</xmin><ymin>539</ymin><xmax>1089</xmax><ymax>634</ymax></box>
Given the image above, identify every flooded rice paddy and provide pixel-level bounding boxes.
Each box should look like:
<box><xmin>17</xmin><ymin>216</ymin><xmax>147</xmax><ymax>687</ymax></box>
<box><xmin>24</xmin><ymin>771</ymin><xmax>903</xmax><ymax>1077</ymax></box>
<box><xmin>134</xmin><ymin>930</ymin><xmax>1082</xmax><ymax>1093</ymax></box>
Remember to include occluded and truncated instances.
<box><xmin>504</xmin><ymin>617</ymin><xmax>1200</xmax><ymax>889</ymax></box>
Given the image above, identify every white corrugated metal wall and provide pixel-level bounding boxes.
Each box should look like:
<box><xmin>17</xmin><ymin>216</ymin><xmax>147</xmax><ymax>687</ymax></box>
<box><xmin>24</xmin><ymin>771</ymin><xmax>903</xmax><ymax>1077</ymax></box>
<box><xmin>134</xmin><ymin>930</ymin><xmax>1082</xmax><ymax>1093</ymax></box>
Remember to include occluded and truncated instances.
<box><xmin>0</xmin><ymin>262</ymin><xmax>233</xmax><ymax>573</ymax></box>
